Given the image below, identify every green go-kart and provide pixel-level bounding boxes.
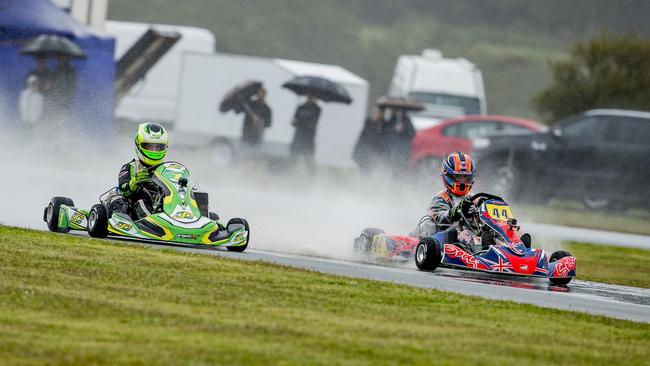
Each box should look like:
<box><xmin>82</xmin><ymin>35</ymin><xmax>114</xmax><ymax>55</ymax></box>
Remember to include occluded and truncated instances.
<box><xmin>43</xmin><ymin>161</ymin><xmax>250</xmax><ymax>251</ymax></box>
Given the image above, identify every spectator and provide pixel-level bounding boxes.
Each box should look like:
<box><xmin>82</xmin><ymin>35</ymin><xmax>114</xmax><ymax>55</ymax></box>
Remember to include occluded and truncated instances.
<box><xmin>19</xmin><ymin>75</ymin><xmax>44</xmax><ymax>129</ymax></box>
<box><xmin>289</xmin><ymin>94</ymin><xmax>321</xmax><ymax>174</ymax></box>
<box><xmin>241</xmin><ymin>87</ymin><xmax>272</xmax><ymax>147</ymax></box>
<box><xmin>353</xmin><ymin>106</ymin><xmax>386</xmax><ymax>174</ymax></box>
<box><xmin>47</xmin><ymin>54</ymin><xmax>76</xmax><ymax>126</ymax></box>
<box><xmin>26</xmin><ymin>56</ymin><xmax>50</xmax><ymax>94</ymax></box>
<box><xmin>385</xmin><ymin>108</ymin><xmax>415</xmax><ymax>177</ymax></box>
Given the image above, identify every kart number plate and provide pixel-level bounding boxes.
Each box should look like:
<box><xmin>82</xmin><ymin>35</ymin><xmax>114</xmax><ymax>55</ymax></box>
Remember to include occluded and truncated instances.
<box><xmin>485</xmin><ymin>204</ymin><xmax>514</xmax><ymax>221</ymax></box>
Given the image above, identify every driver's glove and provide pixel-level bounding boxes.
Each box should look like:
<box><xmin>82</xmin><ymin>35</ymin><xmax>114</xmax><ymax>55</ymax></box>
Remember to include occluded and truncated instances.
<box><xmin>449</xmin><ymin>197</ymin><xmax>470</xmax><ymax>221</ymax></box>
<box><xmin>129</xmin><ymin>169</ymin><xmax>150</xmax><ymax>191</ymax></box>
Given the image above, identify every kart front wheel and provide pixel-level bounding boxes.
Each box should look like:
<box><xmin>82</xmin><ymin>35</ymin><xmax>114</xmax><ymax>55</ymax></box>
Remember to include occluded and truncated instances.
<box><xmin>87</xmin><ymin>204</ymin><xmax>109</xmax><ymax>238</ymax></box>
<box><xmin>549</xmin><ymin>250</ymin><xmax>573</xmax><ymax>286</ymax></box>
<box><xmin>226</xmin><ymin>218</ymin><xmax>249</xmax><ymax>252</ymax></box>
<box><xmin>415</xmin><ymin>237</ymin><xmax>442</xmax><ymax>271</ymax></box>
<box><xmin>45</xmin><ymin>197</ymin><xmax>74</xmax><ymax>233</ymax></box>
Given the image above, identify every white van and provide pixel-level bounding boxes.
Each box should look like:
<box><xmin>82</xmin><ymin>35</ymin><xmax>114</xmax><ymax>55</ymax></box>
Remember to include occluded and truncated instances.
<box><xmin>105</xmin><ymin>20</ymin><xmax>216</xmax><ymax>126</ymax></box>
<box><xmin>389</xmin><ymin>49</ymin><xmax>486</xmax><ymax>129</ymax></box>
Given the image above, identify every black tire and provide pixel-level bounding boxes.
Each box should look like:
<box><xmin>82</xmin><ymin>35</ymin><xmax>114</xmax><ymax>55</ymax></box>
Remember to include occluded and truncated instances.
<box><xmin>353</xmin><ymin>228</ymin><xmax>385</xmax><ymax>254</ymax></box>
<box><xmin>226</xmin><ymin>218</ymin><xmax>249</xmax><ymax>252</ymax></box>
<box><xmin>549</xmin><ymin>250</ymin><xmax>573</xmax><ymax>285</ymax></box>
<box><xmin>87</xmin><ymin>204</ymin><xmax>109</xmax><ymax>238</ymax></box>
<box><xmin>521</xmin><ymin>233</ymin><xmax>532</xmax><ymax>248</ymax></box>
<box><xmin>45</xmin><ymin>196</ymin><xmax>75</xmax><ymax>233</ymax></box>
<box><xmin>415</xmin><ymin>237</ymin><xmax>442</xmax><ymax>271</ymax></box>
<box><xmin>549</xmin><ymin>250</ymin><xmax>571</xmax><ymax>263</ymax></box>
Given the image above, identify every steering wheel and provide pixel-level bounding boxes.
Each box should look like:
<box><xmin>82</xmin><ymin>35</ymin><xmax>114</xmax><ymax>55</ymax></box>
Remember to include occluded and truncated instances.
<box><xmin>457</xmin><ymin>193</ymin><xmax>505</xmax><ymax>234</ymax></box>
<box><xmin>466</xmin><ymin>192</ymin><xmax>505</xmax><ymax>204</ymax></box>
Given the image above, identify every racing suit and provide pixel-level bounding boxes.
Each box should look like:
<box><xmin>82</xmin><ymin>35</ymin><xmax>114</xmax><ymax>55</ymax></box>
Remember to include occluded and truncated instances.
<box><xmin>418</xmin><ymin>189</ymin><xmax>481</xmax><ymax>254</ymax></box>
<box><xmin>110</xmin><ymin>159</ymin><xmax>158</xmax><ymax>219</ymax></box>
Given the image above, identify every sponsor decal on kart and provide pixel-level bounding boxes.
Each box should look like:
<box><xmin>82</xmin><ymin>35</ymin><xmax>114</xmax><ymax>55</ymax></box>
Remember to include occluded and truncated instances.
<box><xmin>115</xmin><ymin>222</ymin><xmax>133</xmax><ymax>231</ymax></box>
<box><xmin>70</xmin><ymin>212</ymin><xmax>85</xmax><ymax>225</ymax></box>
<box><xmin>443</xmin><ymin>244</ymin><xmax>488</xmax><ymax>270</ymax></box>
<box><xmin>230</xmin><ymin>230</ymin><xmax>248</xmax><ymax>245</ymax></box>
<box><xmin>176</xmin><ymin>233</ymin><xmax>198</xmax><ymax>239</ymax></box>
<box><xmin>552</xmin><ymin>256</ymin><xmax>576</xmax><ymax>277</ymax></box>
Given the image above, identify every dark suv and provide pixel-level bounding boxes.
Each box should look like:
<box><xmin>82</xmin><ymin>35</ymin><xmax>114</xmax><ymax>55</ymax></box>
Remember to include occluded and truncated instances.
<box><xmin>473</xmin><ymin>109</ymin><xmax>650</xmax><ymax>209</ymax></box>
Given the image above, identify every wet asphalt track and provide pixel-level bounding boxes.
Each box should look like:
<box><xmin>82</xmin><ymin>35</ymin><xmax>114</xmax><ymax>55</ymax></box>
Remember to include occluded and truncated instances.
<box><xmin>104</xmin><ymin>235</ymin><xmax>650</xmax><ymax>324</ymax></box>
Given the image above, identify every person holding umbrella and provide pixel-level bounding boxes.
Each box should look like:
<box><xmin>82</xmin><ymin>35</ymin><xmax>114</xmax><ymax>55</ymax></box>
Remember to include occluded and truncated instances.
<box><xmin>219</xmin><ymin>81</ymin><xmax>272</xmax><ymax>156</ymax></box>
<box><xmin>241</xmin><ymin>86</ymin><xmax>272</xmax><ymax>147</ymax></box>
<box><xmin>289</xmin><ymin>93</ymin><xmax>321</xmax><ymax>173</ymax></box>
<box><xmin>26</xmin><ymin>56</ymin><xmax>50</xmax><ymax>94</ymax></box>
<box><xmin>47</xmin><ymin>54</ymin><xmax>77</xmax><ymax>123</ymax></box>
<box><xmin>386</xmin><ymin>108</ymin><xmax>415</xmax><ymax>178</ymax></box>
<box><xmin>282</xmin><ymin>75</ymin><xmax>352</xmax><ymax>174</ymax></box>
<box><xmin>352</xmin><ymin>105</ymin><xmax>386</xmax><ymax>175</ymax></box>
<box><xmin>21</xmin><ymin>35</ymin><xmax>86</xmax><ymax>128</ymax></box>
<box><xmin>375</xmin><ymin>97</ymin><xmax>424</xmax><ymax>178</ymax></box>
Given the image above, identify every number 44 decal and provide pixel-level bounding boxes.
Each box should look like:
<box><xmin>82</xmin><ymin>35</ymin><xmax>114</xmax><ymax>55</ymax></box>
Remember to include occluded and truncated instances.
<box><xmin>484</xmin><ymin>204</ymin><xmax>514</xmax><ymax>221</ymax></box>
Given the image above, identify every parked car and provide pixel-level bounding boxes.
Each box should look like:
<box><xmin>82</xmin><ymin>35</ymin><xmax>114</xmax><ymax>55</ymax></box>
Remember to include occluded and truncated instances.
<box><xmin>410</xmin><ymin>114</ymin><xmax>544</xmax><ymax>172</ymax></box>
<box><xmin>473</xmin><ymin>109</ymin><xmax>650</xmax><ymax>209</ymax></box>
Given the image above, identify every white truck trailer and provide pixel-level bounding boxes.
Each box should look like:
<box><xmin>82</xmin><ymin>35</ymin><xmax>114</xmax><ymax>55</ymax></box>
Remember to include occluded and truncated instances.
<box><xmin>105</xmin><ymin>20</ymin><xmax>216</xmax><ymax>125</ymax></box>
<box><xmin>389</xmin><ymin>49</ymin><xmax>486</xmax><ymax>129</ymax></box>
<box><xmin>175</xmin><ymin>53</ymin><xmax>368</xmax><ymax>168</ymax></box>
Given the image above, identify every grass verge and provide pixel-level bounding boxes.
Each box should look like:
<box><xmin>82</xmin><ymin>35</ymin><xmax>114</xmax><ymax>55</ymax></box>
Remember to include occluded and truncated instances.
<box><xmin>1</xmin><ymin>226</ymin><xmax>649</xmax><ymax>365</ymax></box>
<box><xmin>566</xmin><ymin>242</ymin><xmax>650</xmax><ymax>288</ymax></box>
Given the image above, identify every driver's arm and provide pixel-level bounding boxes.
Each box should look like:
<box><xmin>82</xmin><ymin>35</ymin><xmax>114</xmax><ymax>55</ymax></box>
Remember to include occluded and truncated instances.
<box><xmin>427</xmin><ymin>193</ymin><xmax>455</xmax><ymax>227</ymax></box>
<box><xmin>118</xmin><ymin>163</ymin><xmax>136</xmax><ymax>197</ymax></box>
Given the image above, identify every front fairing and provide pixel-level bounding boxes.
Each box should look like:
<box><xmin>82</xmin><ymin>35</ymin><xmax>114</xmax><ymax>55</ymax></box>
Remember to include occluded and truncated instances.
<box><xmin>151</xmin><ymin>162</ymin><xmax>202</xmax><ymax>222</ymax></box>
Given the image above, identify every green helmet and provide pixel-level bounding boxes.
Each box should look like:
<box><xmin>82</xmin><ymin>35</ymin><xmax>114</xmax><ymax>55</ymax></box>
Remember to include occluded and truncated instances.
<box><xmin>135</xmin><ymin>123</ymin><xmax>168</xmax><ymax>166</ymax></box>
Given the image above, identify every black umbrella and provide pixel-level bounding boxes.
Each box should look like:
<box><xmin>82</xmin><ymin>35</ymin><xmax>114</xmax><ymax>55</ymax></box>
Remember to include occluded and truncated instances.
<box><xmin>219</xmin><ymin>80</ymin><xmax>263</xmax><ymax>113</ymax></box>
<box><xmin>375</xmin><ymin>96</ymin><xmax>425</xmax><ymax>112</ymax></box>
<box><xmin>282</xmin><ymin>76</ymin><xmax>352</xmax><ymax>104</ymax></box>
<box><xmin>20</xmin><ymin>34</ymin><xmax>86</xmax><ymax>58</ymax></box>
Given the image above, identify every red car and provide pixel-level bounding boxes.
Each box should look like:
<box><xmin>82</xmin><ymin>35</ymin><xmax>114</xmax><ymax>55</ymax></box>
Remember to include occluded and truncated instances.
<box><xmin>410</xmin><ymin>115</ymin><xmax>545</xmax><ymax>169</ymax></box>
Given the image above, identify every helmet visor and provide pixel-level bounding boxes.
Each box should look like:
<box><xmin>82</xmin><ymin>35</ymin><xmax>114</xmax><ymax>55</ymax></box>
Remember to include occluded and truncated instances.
<box><xmin>141</xmin><ymin>142</ymin><xmax>166</xmax><ymax>152</ymax></box>
<box><xmin>450</xmin><ymin>173</ymin><xmax>473</xmax><ymax>183</ymax></box>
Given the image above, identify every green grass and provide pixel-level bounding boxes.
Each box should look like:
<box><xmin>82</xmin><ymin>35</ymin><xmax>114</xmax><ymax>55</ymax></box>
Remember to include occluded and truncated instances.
<box><xmin>1</xmin><ymin>226</ymin><xmax>649</xmax><ymax>365</ymax></box>
<box><xmin>566</xmin><ymin>242</ymin><xmax>650</xmax><ymax>289</ymax></box>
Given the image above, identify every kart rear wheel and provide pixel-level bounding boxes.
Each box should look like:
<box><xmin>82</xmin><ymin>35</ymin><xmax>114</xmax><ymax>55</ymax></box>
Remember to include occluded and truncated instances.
<box><xmin>353</xmin><ymin>228</ymin><xmax>385</xmax><ymax>254</ymax></box>
<box><xmin>45</xmin><ymin>197</ymin><xmax>74</xmax><ymax>233</ymax></box>
<box><xmin>87</xmin><ymin>204</ymin><xmax>109</xmax><ymax>238</ymax></box>
<box><xmin>549</xmin><ymin>250</ymin><xmax>573</xmax><ymax>286</ymax></box>
<box><xmin>226</xmin><ymin>218</ymin><xmax>249</xmax><ymax>252</ymax></box>
<box><xmin>415</xmin><ymin>237</ymin><xmax>442</xmax><ymax>271</ymax></box>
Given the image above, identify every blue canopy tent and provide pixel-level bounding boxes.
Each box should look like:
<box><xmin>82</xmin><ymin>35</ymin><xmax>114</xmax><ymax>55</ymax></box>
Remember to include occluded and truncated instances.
<box><xmin>0</xmin><ymin>0</ymin><xmax>115</xmax><ymax>133</ymax></box>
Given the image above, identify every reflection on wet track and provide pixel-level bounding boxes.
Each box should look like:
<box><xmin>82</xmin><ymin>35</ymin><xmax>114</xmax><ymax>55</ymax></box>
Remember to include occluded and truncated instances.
<box><xmin>358</xmin><ymin>256</ymin><xmax>650</xmax><ymax>307</ymax></box>
<box><xmin>430</xmin><ymin>267</ymin><xmax>650</xmax><ymax>306</ymax></box>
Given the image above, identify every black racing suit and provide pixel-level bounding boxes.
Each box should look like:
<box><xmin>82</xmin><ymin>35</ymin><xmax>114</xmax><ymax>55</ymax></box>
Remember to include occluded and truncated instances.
<box><xmin>110</xmin><ymin>159</ymin><xmax>159</xmax><ymax>219</ymax></box>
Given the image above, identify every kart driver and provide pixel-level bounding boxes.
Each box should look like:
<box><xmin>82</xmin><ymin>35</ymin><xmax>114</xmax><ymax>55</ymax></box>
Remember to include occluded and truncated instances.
<box><xmin>110</xmin><ymin>122</ymin><xmax>168</xmax><ymax>219</ymax></box>
<box><xmin>418</xmin><ymin>151</ymin><xmax>482</xmax><ymax>253</ymax></box>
